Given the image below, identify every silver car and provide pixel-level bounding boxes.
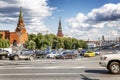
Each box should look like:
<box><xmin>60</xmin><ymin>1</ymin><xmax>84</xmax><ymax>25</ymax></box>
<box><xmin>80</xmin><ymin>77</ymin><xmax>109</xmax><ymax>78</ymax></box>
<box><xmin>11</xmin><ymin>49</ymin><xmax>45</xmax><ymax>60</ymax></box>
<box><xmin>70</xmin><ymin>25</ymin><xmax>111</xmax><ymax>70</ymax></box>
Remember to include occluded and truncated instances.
<box><xmin>8</xmin><ymin>50</ymin><xmax>36</xmax><ymax>60</ymax></box>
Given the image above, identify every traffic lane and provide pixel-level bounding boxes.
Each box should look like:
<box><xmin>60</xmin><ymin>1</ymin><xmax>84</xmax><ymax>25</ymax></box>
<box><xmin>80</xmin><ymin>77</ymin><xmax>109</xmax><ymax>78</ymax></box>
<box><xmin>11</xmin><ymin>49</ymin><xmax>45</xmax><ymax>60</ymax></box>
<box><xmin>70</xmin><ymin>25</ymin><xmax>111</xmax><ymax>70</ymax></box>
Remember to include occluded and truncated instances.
<box><xmin>0</xmin><ymin>74</ymin><xmax>97</xmax><ymax>80</ymax></box>
<box><xmin>0</xmin><ymin>69</ymin><xmax>119</xmax><ymax>80</ymax></box>
<box><xmin>0</xmin><ymin>68</ymin><xmax>107</xmax><ymax>74</ymax></box>
<box><xmin>0</xmin><ymin>68</ymin><xmax>117</xmax><ymax>76</ymax></box>
<box><xmin>0</xmin><ymin>75</ymin><xmax>119</xmax><ymax>80</ymax></box>
<box><xmin>0</xmin><ymin>59</ymin><xmax>101</xmax><ymax>69</ymax></box>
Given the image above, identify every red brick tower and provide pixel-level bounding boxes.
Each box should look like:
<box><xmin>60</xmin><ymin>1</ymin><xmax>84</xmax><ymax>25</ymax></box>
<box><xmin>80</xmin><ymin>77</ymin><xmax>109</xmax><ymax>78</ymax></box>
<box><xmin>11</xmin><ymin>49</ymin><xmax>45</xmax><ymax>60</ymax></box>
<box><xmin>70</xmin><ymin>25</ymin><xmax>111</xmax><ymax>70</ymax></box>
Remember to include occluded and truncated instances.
<box><xmin>57</xmin><ymin>17</ymin><xmax>63</xmax><ymax>37</ymax></box>
<box><xmin>15</xmin><ymin>7</ymin><xmax>27</xmax><ymax>33</ymax></box>
<box><xmin>10</xmin><ymin>7</ymin><xmax>28</xmax><ymax>46</ymax></box>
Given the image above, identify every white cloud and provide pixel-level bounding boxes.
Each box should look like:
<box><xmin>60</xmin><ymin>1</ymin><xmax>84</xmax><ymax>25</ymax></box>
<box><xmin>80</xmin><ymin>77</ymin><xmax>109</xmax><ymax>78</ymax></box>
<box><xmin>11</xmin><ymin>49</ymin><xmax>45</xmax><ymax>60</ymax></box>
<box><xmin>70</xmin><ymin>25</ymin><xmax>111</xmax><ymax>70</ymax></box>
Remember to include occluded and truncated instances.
<box><xmin>0</xmin><ymin>0</ymin><xmax>55</xmax><ymax>34</ymax></box>
<box><xmin>66</xmin><ymin>3</ymin><xmax>120</xmax><ymax>40</ymax></box>
<box><xmin>104</xmin><ymin>30</ymin><xmax>119</xmax><ymax>40</ymax></box>
<box><xmin>88</xmin><ymin>3</ymin><xmax>120</xmax><ymax>22</ymax></box>
<box><xmin>18</xmin><ymin>0</ymin><xmax>55</xmax><ymax>34</ymax></box>
<box><xmin>0</xmin><ymin>1</ymin><xmax>16</xmax><ymax>8</ymax></box>
<box><xmin>66</xmin><ymin>13</ymin><xmax>88</xmax><ymax>29</ymax></box>
<box><xmin>110</xmin><ymin>30</ymin><xmax>119</xmax><ymax>36</ymax></box>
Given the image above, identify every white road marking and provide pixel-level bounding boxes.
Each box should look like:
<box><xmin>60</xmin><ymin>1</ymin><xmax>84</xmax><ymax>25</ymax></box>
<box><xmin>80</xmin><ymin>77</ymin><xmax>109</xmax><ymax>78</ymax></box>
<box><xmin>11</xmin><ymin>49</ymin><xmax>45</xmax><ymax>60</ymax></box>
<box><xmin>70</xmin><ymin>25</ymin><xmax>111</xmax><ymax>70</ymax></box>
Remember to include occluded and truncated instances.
<box><xmin>0</xmin><ymin>66</ymin><xmax>104</xmax><ymax>69</ymax></box>
<box><xmin>0</xmin><ymin>73</ymin><xmax>97</xmax><ymax>76</ymax></box>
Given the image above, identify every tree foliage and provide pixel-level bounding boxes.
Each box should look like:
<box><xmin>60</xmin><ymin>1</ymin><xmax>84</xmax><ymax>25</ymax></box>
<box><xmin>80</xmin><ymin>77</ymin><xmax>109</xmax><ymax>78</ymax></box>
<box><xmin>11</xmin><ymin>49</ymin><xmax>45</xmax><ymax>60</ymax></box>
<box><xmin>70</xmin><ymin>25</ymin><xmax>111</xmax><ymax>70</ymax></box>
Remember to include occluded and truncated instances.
<box><xmin>25</xmin><ymin>40</ymin><xmax>36</xmax><ymax>50</ymax></box>
<box><xmin>0</xmin><ymin>39</ymin><xmax>10</xmax><ymax>48</ymax></box>
<box><xmin>25</xmin><ymin>33</ymin><xmax>87</xmax><ymax>50</ymax></box>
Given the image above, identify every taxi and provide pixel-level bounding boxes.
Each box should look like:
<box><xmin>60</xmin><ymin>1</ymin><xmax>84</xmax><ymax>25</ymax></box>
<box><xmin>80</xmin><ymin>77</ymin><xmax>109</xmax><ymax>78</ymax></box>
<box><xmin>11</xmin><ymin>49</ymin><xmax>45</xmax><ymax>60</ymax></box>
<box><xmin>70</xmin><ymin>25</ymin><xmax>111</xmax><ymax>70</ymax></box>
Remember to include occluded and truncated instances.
<box><xmin>84</xmin><ymin>51</ymin><xmax>95</xmax><ymax>57</ymax></box>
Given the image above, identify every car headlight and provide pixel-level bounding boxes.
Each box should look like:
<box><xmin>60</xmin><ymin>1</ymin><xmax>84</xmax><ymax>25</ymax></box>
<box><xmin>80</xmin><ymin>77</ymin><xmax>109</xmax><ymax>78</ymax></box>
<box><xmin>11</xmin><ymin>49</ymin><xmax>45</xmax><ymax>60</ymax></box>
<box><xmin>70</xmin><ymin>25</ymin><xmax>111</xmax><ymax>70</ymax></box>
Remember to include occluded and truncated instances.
<box><xmin>8</xmin><ymin>53</ymin><xmax>11</xmax><ymax>56</ymax></box>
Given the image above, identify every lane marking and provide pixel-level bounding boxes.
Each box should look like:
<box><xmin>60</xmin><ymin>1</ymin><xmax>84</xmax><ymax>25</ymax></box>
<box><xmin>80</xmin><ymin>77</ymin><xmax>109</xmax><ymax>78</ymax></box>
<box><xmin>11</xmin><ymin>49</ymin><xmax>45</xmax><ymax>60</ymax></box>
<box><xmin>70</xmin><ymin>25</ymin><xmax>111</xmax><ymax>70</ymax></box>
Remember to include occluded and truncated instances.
<box><xmin>0</xmin><ymin>73</ymin><xmax>102</xmax><ymax>76</ymax></box>
<box><xmin>0</xmin><ymin>66</ymin><xmax>104</xmax><ymax>69</ymax></box>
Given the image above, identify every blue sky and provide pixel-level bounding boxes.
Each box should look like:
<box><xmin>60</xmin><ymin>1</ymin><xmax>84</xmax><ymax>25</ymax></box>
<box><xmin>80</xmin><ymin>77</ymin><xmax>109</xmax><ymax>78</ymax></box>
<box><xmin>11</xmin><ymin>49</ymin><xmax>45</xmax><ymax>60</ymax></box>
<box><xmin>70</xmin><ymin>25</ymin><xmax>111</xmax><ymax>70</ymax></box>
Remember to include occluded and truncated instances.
<box><xmin>0</xmin><ymin>0</ymin><xmax>120</xmax><ymax>40</ymax></box>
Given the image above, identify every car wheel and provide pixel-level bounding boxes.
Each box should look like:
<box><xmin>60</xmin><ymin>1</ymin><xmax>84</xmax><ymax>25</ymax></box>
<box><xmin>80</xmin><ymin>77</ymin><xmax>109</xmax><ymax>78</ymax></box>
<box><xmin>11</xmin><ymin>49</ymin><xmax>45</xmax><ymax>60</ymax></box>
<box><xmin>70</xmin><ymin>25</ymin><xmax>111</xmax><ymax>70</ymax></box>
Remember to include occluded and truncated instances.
<box><xmin>62</xmin><ymin>56</ymin><xmax>65</xmax><ymax>59</ymax></box>
<box><xmin>14</xmin><ymin>56</ymin><xmax>19</xmax><ymax>60</ymax></box>
<box><xmin>9</xmin><ymin>58</ymin><xmax>13</xmax><ymax>60</ymax></box>
<box><xmin>2</xmin><ymin>56</ymin><xmax>6</xmax><ymax>59</ymax></box>
<box><xmin>29</xmin><ymin>56</ymin><xmax>34</xmax><ymax>61</ymax></box>
<box><xmin>108</xmin><ymin>62</ymin><xmax>120</xmax><ymax>74</ymax></box>
<box><xmin>53</xmin><ymin>56</ymin><xmax>56</xmax><ymax>59</ymax></box>
<box><xmin>43</xmin><ymin>55</ymin><xmax>46</xmax><ymax>59</ymax></box>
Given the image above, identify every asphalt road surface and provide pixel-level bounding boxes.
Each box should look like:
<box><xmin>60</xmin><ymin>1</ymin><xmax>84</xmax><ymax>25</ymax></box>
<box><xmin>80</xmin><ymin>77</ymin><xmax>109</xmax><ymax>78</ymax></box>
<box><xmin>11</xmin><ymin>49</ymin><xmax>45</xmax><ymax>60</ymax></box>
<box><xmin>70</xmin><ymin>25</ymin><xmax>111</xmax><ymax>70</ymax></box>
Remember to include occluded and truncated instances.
<box><xmin>0</xmin><ymin>50</ymin><xmax>120</xmax><ymax>80</ymax></box>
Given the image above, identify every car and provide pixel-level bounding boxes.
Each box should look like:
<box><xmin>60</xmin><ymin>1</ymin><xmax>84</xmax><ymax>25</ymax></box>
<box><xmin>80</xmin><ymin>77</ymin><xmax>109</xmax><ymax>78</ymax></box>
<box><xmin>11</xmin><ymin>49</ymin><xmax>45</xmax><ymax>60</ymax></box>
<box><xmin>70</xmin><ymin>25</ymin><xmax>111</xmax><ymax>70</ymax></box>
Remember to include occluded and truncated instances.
<box><xmin>8</xmin><ymin>49</ymin><xmax>36</xmax><ymax>60</ymax></box>
<box><xmin>46</xmin><ymin>50</ymin><xmax>59</xmax><ymax>58</ymax></box>
<box><xmin>0</xmin><ymin>49</ymin><xmax>9</xmax><ymax>59</ymax></box>
<box><xmin>79</xmin><ymin>49</ymin><xmax>87</xmax><ymax>56</ymax></box>
<box><xmin>84</xmin><ymin>51</ymin><xmax>95</xmax><ymax>57</ymax></box>
<box><xmin>94</xmin><ymin>50</ymin><xmax>100</xmax><ymax>55</ymax></box>
<box><xmin>99</xmin><ymin>51</ymin><xmax>120</xmax><ymax>74</ymax></box>
<box><xmin>56</xmin><ymin>50</ymin><xmax>78</xmax><ymax>59</ymax></box>
<box><xmin>35</xmin><ymin>50</ymin><xmax>47</xmax><ymax>59</ymax></box>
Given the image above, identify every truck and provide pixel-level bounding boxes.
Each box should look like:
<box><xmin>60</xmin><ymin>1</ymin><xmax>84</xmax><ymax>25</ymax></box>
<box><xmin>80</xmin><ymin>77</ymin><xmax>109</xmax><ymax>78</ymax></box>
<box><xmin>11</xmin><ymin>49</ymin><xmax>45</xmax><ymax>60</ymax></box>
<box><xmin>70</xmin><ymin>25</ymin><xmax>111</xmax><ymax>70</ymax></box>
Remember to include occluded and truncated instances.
<box><xmin>99</xmin><ymin>51</ymin><xmax>120</xmax><ymax>74</ymax></box>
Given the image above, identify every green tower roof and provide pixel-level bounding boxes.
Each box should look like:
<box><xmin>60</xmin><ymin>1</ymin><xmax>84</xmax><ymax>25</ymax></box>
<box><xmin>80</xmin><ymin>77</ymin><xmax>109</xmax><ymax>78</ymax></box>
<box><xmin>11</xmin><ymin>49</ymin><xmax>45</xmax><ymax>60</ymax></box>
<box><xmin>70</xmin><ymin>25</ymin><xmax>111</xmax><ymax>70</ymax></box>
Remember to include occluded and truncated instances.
<box><xmin>19</xmin><ymin>7</ymin><xmax>23</xmax><ymax>20</ymax></box>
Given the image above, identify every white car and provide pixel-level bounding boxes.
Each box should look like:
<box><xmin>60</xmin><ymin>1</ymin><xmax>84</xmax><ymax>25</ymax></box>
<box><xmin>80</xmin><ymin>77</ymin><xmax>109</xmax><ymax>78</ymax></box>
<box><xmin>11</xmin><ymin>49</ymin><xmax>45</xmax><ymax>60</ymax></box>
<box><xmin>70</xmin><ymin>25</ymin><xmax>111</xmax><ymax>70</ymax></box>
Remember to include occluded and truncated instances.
<box><xmin>99</xmin><ymin>52</ymin><xmax>120</xmax><ymax>74</ymax></box>
<box><xmin>46</xmin><ymin>50</ymin><xmax>59</xmax><ymax>58</ymax></box>
<box><xmin>95</xmin><ymin>51</ymin><xmax>100</xmax><ymax>55</ymax></box>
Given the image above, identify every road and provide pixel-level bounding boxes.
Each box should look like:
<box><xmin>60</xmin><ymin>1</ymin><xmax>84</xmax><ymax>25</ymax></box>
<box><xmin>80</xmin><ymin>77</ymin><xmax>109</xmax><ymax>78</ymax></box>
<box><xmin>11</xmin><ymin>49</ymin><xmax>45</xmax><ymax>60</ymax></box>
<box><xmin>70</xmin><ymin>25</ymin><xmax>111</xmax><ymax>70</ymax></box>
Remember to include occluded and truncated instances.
<box><xmin>0</xmin><ymin>50</ymin><xmax>120</xmax><ymax>80</ymax></box>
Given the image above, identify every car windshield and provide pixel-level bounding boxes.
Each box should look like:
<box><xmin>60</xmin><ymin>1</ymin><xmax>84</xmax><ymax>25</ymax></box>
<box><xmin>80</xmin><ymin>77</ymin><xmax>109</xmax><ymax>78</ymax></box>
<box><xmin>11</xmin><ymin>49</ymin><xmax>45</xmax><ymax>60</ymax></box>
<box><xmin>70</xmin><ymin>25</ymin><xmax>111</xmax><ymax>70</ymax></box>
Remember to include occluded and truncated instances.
<box><xmin>22</xmin><ymin>50</ymin><xmax>34</xmax><ymax>54</ymax></box>
<box><xmin>87</xmin><ymin>51</ymin><xmax>93</xmax><ymax>53</ymax></box>
<box><xmin>51</xmin><ymin>50</ymin><xmax>58</xmax><ymax>54</ymax></box>
<box><xmin>62</xmin><ymin>52</ymin><xmax>67</xmax><ymax>54</ymax></box>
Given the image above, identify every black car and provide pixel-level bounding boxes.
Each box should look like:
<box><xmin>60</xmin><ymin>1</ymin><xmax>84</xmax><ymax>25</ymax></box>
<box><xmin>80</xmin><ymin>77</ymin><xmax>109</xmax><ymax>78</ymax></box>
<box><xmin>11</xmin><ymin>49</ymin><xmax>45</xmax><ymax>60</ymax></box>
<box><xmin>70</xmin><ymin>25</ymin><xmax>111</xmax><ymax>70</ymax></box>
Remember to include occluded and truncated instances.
<box><xmin>35</xmin><ymin>50</ymin><xmax>48</xmax><ymax>59</ymax></box>
<box><xmin>8</xmin><ymin>49</ymin><xmax>36</xmax><ymax>60</ymax></box>
<box><xmin>79</xmin><ymin>49</ymin><xmax>87</xmax><ymax>56</ymax></box>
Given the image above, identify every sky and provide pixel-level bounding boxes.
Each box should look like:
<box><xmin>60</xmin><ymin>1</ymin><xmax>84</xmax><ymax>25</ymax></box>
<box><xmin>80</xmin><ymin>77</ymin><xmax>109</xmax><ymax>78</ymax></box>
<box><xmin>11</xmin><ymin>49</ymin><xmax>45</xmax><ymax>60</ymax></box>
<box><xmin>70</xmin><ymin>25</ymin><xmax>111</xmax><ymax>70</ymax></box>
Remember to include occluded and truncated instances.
<box><xmin>0</xmin><ymin>0</ymin><xmax>120</xmax><ymax>41</ymax></box>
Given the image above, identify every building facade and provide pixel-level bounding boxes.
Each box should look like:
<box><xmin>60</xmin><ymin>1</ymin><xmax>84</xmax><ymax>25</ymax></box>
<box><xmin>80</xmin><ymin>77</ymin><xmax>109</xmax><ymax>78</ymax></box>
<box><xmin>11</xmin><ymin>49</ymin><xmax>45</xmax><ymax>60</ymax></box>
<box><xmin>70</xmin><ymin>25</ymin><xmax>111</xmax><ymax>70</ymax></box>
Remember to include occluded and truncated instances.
<box><xmin>0</xmin><ymin>7</ymin><xmax>28</xmax><ymax>46</ymax></box>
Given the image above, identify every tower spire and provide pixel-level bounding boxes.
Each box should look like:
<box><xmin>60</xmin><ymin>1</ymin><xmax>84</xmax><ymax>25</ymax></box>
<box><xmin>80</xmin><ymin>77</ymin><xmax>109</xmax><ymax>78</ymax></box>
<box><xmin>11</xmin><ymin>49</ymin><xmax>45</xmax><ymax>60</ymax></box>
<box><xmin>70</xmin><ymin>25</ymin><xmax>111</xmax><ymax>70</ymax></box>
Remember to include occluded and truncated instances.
<box><xmin>58</xmin><ymin>17</ymin><xmax>62</xmax><ymax>30</ymax></box>
<box><xmin>57</xmin><ymin>17</ymin><xmax>63</xmax><ymax>37</ymax></box>
<box><xmin>19</xmin><ymin>7</ymin><xmax>23</xmax><ymax>21</ymax></box>
<box><xmin>15</xmin><ymin>7</ymin><xmax>26</xmax><ymax>33</ymax></box>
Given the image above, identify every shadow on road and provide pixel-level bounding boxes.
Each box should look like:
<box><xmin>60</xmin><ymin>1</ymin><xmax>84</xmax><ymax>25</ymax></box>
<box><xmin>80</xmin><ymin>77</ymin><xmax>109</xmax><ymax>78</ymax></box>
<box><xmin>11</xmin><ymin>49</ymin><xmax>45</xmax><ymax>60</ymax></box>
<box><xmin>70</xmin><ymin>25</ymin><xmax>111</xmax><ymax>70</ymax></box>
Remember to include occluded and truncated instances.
<box><xmin>80</xmin><ymin>74</ymin><xmax>99</xmax><ymax>80</ymax></box>
<box><xmin>80</xmin><ymin>70</ymin><xmax>108</xmax><ymax>80</ymax></box>
<box><xmin>85</xmin><ymin>69</ymin><xmax>109</xmax><ymax>74</ymax></box>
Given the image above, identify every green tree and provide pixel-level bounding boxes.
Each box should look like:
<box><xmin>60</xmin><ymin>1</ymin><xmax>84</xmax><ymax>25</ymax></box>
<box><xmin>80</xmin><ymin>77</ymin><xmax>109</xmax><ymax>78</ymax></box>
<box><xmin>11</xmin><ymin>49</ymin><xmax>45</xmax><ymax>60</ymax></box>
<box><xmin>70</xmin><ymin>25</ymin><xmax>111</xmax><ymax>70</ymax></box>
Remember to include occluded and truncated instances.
<box><xmin>54</xmin><ymin>37</ymin><xmax>64</xmax><ymax>49</ymax></box>
<box><xmin>64</xmin><ymin>37</ymin><xmax>73</xmax><ymax>49</ymax></box>
<box><xmin>0</xmin><ymin>39</ymin><xmax>10</xmax><ymax>48</ymax></box>
<box><xmin>28</xmin><ymin>34</ymin><xmax>37</xmax><ymax>41</ymax></box>
<box><xmin>26</xmin><ymin>33</ymin><xmax>88</xmax><ymax>50</ymax></box>
<box><xmin>26</xmin><ymin>40</ymin><xmax>36</xmax><ymax>50</ymax></box>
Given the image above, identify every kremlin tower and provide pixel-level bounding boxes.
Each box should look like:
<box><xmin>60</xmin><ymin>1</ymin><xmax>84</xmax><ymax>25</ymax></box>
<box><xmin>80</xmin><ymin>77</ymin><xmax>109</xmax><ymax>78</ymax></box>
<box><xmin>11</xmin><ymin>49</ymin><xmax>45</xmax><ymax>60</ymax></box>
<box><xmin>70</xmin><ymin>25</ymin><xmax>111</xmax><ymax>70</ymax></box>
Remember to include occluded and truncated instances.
<box><xmin>0</xmin><ymin>7</ymin><xmax>28</xmax><ymax>46</ymax></box>
<box><xmin>10</xmin><ymin>7</ymin><xmax>28</xmax><ymax>46</ymax></box>
<box><xmin>57</xmin><ymin>17</ymin><xmax>63</xmax><ymax>37</ymax></box>
<box><xmin>15</xmin><ymin>7</ymin><xmax>27</xmax><ymax>33</ymax></box>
